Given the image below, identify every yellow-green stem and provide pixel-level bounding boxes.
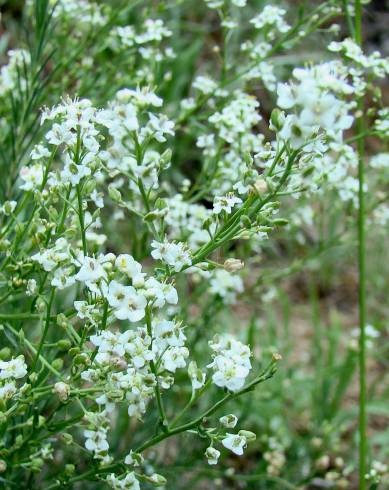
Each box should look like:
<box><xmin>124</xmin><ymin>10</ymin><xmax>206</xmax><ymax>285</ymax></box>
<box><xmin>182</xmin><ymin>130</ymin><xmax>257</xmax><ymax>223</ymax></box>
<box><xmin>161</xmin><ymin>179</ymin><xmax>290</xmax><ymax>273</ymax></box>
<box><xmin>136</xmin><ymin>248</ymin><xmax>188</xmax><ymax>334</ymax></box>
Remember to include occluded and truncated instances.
<box><xmin>354</xmin><ymin>0</ymin><xmax>367</xmax><ymax>487</ymax></box>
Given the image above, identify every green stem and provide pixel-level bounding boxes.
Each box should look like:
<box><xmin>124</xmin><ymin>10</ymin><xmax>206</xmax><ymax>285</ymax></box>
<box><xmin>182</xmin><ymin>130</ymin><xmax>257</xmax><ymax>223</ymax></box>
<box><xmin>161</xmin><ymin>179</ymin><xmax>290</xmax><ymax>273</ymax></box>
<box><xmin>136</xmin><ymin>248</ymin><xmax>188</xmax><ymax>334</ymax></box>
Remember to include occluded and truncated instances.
<box><xmin>145</xmin><ymin>305</ymin><xmax>169</xmax><ymax>430</ymax></box>
<box><xmin>354</xmin><ymin>0</ymin><xmax>367</xmax><ymax>487</ymax></box>
<box><xmin>76</xmin><ymin>184</ymin><xmax>87</xmax><ymax>256</ymax></box>
<box><xmin>47</xmin><ymin>360</ymin><xmax>279</xmax><ymax>489</ymax></box>
<box><xmin>31</xmin><ymin>287</ymin><xmax>56</xmax><ymax>372</ymax></box>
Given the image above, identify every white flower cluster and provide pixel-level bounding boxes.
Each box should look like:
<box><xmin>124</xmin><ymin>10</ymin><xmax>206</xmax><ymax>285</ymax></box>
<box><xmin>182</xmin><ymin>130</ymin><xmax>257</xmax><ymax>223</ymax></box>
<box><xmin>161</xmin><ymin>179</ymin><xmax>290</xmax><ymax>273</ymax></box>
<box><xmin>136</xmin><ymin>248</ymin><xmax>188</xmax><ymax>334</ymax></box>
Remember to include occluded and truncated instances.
<box><xmin>204</xmin><ymin>0</ymin><xmax>247</xmax><ymax>9</ymax></box>
<box><xmin>250</xmin><ymin>5</ymin><xmax>290</xmax><ymax>38</ymax></box>
<box><xmin>163</xmin><ymin>194</ymin><xmax>213</xmax><ymax>248</ymax></box>
<box><xmin>197</xmin><ymin>91</ymin><xmax>263</xmax><ymax>195</ymax></box>
<box><xmin>276</xmin><ymin>63</ymin><xmax>354</xmax><ymax>149</ymax></box>
<box><xmin>0</xmin><ymin>356</ymin><xmax>28</xmax><ymax>402</ymax></box>
<box><xmin>48</xmin><ymin>0</ymin><xmax>106</xmax><ymax>30</ymax></box>
<box><xmin>0</xmin><ymin>49</ymin><xmax>30</xmax><ymax>95</ymax></box>
<box><xmin>208</xmin><ymin>335</ymin><xmax>251</xmax><ymax>391</ymax></box>
<box><xmin>209</xmin><ymin>269</ymin><xmax>244</xmax><ymax>305</ymax></box>
<box><xmin>151</xmin><ymin>239</ymin><xmax>192</xmax><ymax>272</ymax></box>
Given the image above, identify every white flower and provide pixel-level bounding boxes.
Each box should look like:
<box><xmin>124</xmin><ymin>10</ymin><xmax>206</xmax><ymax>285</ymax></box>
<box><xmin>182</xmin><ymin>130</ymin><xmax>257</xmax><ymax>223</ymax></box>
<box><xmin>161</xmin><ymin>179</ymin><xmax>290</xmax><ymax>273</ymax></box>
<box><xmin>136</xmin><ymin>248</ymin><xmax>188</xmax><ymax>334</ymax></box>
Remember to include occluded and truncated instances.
<box><xmin>205</xmin><ymin>446</ymin><xmax>220</xmax><ymax>465</ymax></box>
<box><xmin>30</xmin><ymin>144</ymin><xmax>51</xmax><ymax>160</ymax></box>
<box><xmin>209</xmin><ymin>269</ymin><xmax>244</xmax><ymax>304</ymax></box>
<box><xmin>26</xmin><ymin>279</ymin><xmax>38</xmax><ymax>296</ymax></box>
<box><xmin>84</xmin><ymin>427</ymin><xmax>109</xmax><ymax>456</ymax></box>
<box><xmin>74</xmin><ymin>255</ymin><xmax>108</xmax><ymax>292</ymax></box>
<box><xmin>115</xmin><ymin>255</ymin><xmax>144</xmax><ymax>285</ymax></box>
<box><xmin>222</xmin><ymin>433</ymin><xmax>247</xmax><ymax>456</ymax></box>
<box><xmin>32</xmin><ymin>238</ymin><xmax>70</xmax><ymax>272</ymax></box>
<box><xmin>151</xmin><ymin>240</ymin><xmax>192</xmax><ymax>271</ymax></box>
<box><xmin>0</xmin><ymin>381</ymin><xmax>17</xmax><ymax>401</ymax></box>
<box><xmin>106</xmin><ymin>472</ymin><xmax>140</xmax><ymax>490</ymax></box>
<box><xmin>0</xmin><ymin>356</ymin><xmax>27</xmax><ymax>380</ymax></box>
<box><xmin>208</xmin><ymin>335</ymin><xmax>251</xmax><ymax>392</ymax></box>
<box><xmin>219</xmin><ymin>414</ymin><xmax>238</xmax><ymax>428</ymax></box>
<box><xmin>19</xmin><ymin>164</ymin><xmax>44</xmax><ymax>191</ymax></box>
<box><xmin>145</xmin><ymin>113</ymin><xmax>174</xmax><ymax>142</ymax></box>
<box><xmin>210</xmin><ymin>356</ymin><xmax>249</xmax><ymax>391</ymax></box>
<box><xmin>124</xmin><ymin>450</ymin><xmax>144</xmax><ymax>467</ymax></box>
<box><xmin>213</xmin><ymin>194</ymin><xmax>242</xmax><ymax>214</ymax></box>
<box><xmin>193</xmin><ymin>75</ymin><xmax>218</xmax><ymax>95</ymax></box>
<box><xmin>161</xmin><ymin>346</ymin><xmax>189</xmax><ymax>372</ymax></box>
<box><xmin>107</xmin><ymin>280</ymin><xmax>147</xmax><ymax>322</ymax></box>
<box><xmin>51</xmin><ymin>267</ymin><xmax>76</xmax><ymax>289</ymax></box>
<box><xmin>145</xmin><ymin>277</ymin><xmax>178</xmax><ymax>307</ymax></box>
<box><xmin>250</xmin><ymin>6</ymin><xmax>290</xmax><ymax>34</ymax></box>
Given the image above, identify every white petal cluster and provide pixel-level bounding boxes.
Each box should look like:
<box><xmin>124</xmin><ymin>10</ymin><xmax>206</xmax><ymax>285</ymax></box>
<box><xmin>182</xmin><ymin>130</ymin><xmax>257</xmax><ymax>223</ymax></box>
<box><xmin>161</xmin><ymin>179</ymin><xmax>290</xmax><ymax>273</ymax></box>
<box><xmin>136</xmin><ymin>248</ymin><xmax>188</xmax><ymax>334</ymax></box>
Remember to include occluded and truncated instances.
<box><xmin>276</xmin><ymin>63</ymin><xmax>354</xmax><ymax>149</ymax></box>
<box><xmin>0</xmin><ymin>49</ymin><xmax>30</xmax><ymax>94</ymax></box>
<box><xmin>208</xmin><ymin>335</ymin><xmax>251</xmax><ymax>391</ymax></box>
<box><xmin>0</xmin><ymin>356</ymin><xmax>27</xmax><ymax>403</ymax></box>
<box><xmin>209</xmin><ymin>269</ymin><xmax>244</xmax><ymax>305</ymax></box>
<box><xmin>106</xmin><ymin>472</ymin><xmax>140</xmax><ymax>490</ymax></box>
<box><xmin>151</xmin><ymin>239</ymin><xmax>192</xmax><ymax>271</ymax></box>
<box><xmin>250</xmin><ymin>6</ymin><xmax>290</xmax><ymax>37</ymax></box>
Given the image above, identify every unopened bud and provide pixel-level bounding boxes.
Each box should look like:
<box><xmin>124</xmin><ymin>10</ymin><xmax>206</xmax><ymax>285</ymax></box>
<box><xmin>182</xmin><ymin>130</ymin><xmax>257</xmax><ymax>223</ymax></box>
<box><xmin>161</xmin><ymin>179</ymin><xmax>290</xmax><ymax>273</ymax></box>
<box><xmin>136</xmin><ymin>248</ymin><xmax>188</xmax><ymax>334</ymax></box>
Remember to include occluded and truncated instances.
<box><xmin>57</xmin><ymin>339</ymin><xmax>72</xmax><ymax>351</ymax></box>
<box><xmin>238</xmin><ymin>430</ymin><xmax>256</xmax><ymax>442</ymax></box>
<box><xmin>53</xmin><ymin>382</ymin><xmax>70</xmax><ymax>402</ymax></box>
<box><xmin>0</xmin><ymin>347</ymin><xmax>11</xmax><ymax>361</ymax></box>
<box><xmin>223</xmin><ymin>258</ymin><xmax>244</xmax><ymax>272</ymax></box>
<box><xmin>219</xmin><ymin>414</ymin><xmax>238</xmax><ymax>428</ymax></box>
<box><xmin>52</xmin><ymin>358</ymin><xmax>64</xmax><ymax>371</ymax></box>
<box><xmin>270</xmin><ymin>108</ymin><xmax>285</xmax><ymax>131</ymax></box>
<box><xmin>253</xmin><ymin>178</ymin><xmax>268</xmax><ymax>195</ymax></box>
<box><xmin>108</xmin><ymin>184</ymin><xmax>122</xmax><ymax>203</ymax></box>
<box><xmin>160</xmin><ymin>149</ymin><xmax>172</xmax><ymax>170</ymax></box>
<box><xmin>316</xmin><ymin>455</ymin><xmax>330</xmax><ymax>471</ymax></box>
<box><xmin>147</xmin><ymin>473</ymin><xmax>167</xmax><ymax>486</ymax></box>
<box><xmin>64</xmin><ymin>464</ymin><xmax>75</xmax><ymax>476</ymax></box>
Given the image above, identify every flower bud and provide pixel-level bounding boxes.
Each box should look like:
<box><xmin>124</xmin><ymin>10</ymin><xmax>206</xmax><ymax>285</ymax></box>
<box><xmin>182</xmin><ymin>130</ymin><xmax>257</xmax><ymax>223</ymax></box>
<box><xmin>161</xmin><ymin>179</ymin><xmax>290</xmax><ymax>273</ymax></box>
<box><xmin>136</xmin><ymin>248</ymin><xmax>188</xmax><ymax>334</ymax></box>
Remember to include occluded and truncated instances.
<box><xmin>0</xmin><ymin>347</ymin><xmax>11</xmax><ymax>361</ymax></box>
<box><xmin>108</xmin><ymin>184</ymin><xmax>122</xmax><ymax>203</ymax></box>
<box><xmin>219</xmin><ymin>414</ymin><xmax>238</xmax><ymax>428</ymax></box>
<box><xmin>57</xmin><ymin>339</ymin><xmax>72</xmax><ymax>351</ymax></box>
<box><xmin>270</xmin><ymin>108</ymin><xmax>285</xmax><ymax>131</ymax></box>
<box><xmin>238</xmin><ymin>430</ymin><xmax>256</xmax><ymax>442</ymax></box>
<box><xmin>147</xmin><ymin>473</ymin><xmax>167</xmax><ymax>486</ymax></box>
<box><xmin>52</xmin><ymin>358</ymin><xmax>64</xmax><ymax>371</ymax></box>
<box><xmin>53</xmin><ymin>382</ymin><xmax>70</xmax><ymax>402</ymax></box>
<box><xmin>124</xmin><ymin>450</ymin><xmax>144</xmax><ymax>467</ymax></box>
<box><xmin>60</xmin><ymin>433</ymin><xmax>73</xmax><ymax>445</ymax></box>
<box><xmin>64</xmin><ymin>464</ymin><xmax>75</xmax><ymax>476</ymax></box>
<box><xmin>30</xmin><ymin>457</ymin><xmax>44</xmax><ymax>472</ymax></box>
<box><xmin>223</xmin><ymin>258</ymin><xmax>244</xmax><ymax>272</ymax></box>
<box><xmin>253</xmin><ymin>178</ymin><xmax>268</xmax><ymax>195</ymax></box>
<box><xmin>160</xmin><ymin>149</ymin><xmax>172</xmax><ymax>170</ymax></box>
<box><xmin>272</xmin><ymin>218</ymin><xmax>289</xmax><ymax>226</ymax></box>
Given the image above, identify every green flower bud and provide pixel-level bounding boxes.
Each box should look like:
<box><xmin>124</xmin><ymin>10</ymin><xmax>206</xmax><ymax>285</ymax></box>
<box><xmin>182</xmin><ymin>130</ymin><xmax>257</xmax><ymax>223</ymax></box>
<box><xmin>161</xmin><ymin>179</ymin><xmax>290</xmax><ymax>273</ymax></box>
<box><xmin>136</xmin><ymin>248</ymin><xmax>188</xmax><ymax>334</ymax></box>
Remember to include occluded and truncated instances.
<box><xmin>0</xmin><ymin>347</ymin><xmax>11</xmax><ymax>360</ymax></box>
<box><xmin>30</xmin><ymin>457</ymin><xmax>44</xmax><ymax>472</ymax></box>
<box><xmin>147</xmin><ymin>473</ymin><xmax>167</xmax><ymax>486</ymax></box>
<box><xmin>272</xmin><ymin>218</ymin><xmax>289</xmax><ymax>226</ymax></box>
<box><xmin>57</xmin><ymin>339</ymin><xmax>72</xmax><ymax>351</ymax></box>
<box><xmin>108</xmin><ymin>184</ymin><xmax>122</xmax><ymax>203</ymax></box>
<box><xmin>238</xmin><ymin>430</ymin><xmax>256</xmax><ymax>442</ymax></box>
<box><xmin>64</xmin><ymin>464</ymin><xmax>75</xmax><ymax>476</ymax></box>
